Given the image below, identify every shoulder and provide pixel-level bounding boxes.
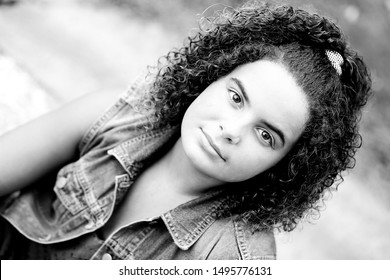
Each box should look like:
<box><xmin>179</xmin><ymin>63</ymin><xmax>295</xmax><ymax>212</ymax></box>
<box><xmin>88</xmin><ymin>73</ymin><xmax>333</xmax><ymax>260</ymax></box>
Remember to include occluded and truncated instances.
<box><xmin>232</xmin><ymin>217</ymin><xmax>276</xmax><ymax>260</ymax></box>
<box><xmin>78</xmin><ymin>72</ymin><xmax>155</xmax><ymax>155</ymax></box>
<box><xmin>200</xmin><ymin>215</ymin><xmax>276</xmax><ymax>260</ymax></box>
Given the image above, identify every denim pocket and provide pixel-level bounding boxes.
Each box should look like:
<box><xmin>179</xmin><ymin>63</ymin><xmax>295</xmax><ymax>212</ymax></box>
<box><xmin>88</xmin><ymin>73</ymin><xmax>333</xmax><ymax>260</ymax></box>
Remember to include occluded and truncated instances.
<box><xmin>53</xmin><ymin>163</ymin><xmax>87</xmax><ymax>216</ymax></box>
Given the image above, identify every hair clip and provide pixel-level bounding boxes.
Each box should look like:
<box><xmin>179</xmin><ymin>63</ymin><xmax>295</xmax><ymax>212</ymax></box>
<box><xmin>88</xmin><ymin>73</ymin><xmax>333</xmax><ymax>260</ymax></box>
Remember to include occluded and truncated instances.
<box><xmin>325</xmin><ymin>50</ymin><xmax>344</xmax><ymax>76</ymax></box>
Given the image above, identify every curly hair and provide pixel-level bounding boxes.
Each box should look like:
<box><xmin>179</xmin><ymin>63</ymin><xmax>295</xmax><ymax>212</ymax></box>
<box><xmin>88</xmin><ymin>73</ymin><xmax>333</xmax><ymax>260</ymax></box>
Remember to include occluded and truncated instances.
<box><xmin>134</xmin><ymin>2</ymin><xmax>372</xmax><ymax>232</ymax></box>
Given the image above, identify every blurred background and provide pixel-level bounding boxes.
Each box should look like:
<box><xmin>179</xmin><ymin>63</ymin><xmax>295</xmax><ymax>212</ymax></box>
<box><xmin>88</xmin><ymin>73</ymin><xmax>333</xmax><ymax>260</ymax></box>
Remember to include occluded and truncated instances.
<box><xmin>0</xmin><ymin>0</ymin><xmax>389</xmax><ymax>259</ymax></box>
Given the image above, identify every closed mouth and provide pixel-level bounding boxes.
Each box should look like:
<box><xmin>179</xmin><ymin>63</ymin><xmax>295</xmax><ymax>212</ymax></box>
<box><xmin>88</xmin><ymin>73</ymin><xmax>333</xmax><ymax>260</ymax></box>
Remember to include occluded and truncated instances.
<box><xmin>200</xmin><ymin>128</ymin><xmax>226</xmax><ymax>161</ymax></box>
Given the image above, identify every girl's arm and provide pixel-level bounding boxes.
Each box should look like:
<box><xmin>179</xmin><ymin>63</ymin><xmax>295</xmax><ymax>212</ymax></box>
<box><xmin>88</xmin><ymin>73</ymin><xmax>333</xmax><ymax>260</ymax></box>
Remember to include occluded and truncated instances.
<box><xmin>0</xmin><ymin>89</ymin><xmax>122</xmax><ymax>197</ymax></box>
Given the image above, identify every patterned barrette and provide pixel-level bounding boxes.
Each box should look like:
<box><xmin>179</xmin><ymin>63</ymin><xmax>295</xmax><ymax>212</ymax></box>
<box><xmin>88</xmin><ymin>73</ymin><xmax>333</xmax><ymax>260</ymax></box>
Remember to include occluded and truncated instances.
<box><xmin>325</xmin><ymin>50</ymin><xmax>344</xmax><ymax>76</ymax></box>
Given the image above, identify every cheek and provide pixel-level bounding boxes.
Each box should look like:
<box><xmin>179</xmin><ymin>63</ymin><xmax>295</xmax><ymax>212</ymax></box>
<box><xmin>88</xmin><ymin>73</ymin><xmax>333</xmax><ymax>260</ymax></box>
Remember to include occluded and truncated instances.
<box><xmin>181</xmin><ymin>102</ymin><xmax>201</xmax><ymax>134</ymax></box>
<box><xmin>229</xmin><ymin>147</ymin><xmax>285</xmax><ymax>181</ymax></box>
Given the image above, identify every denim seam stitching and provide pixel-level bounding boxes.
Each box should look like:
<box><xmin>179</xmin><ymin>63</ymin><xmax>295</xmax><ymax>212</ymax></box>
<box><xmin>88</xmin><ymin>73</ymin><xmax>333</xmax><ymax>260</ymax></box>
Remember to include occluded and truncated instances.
<box><xmin>79</xmin><ymin>98</ymin><xmax>126</xmax><ymax>155</ymax></box>
<box><xmin>75</xmin><ymin>161</ymin><xmax>104</xmax><ymax>227</ymax></box>
<box><xmin>234</xmin><ymin>219</ymin><xmax>251</xmax><ymax>260</ymax></box>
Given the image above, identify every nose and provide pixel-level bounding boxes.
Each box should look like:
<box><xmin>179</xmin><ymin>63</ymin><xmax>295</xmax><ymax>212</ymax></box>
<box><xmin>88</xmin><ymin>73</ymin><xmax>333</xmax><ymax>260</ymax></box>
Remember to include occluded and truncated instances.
<box><xmin>220</xmin><ymin>124</ymin><xmax>241</xmax><ymax>145</ymax></box>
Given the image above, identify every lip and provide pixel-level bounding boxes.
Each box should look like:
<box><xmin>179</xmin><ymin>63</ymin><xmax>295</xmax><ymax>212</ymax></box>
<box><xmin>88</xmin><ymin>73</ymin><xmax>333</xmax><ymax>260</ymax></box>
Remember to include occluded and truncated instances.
<box><xmin>200</xmin><ymin>128</ymin><xmax>226</xmax><ymax>161</ymax></box>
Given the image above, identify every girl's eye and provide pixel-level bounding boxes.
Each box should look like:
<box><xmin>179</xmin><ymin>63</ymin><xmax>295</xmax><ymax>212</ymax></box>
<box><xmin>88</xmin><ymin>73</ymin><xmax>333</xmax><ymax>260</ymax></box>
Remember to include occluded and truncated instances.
<box><xmin>228</xmin><ymin>89</ymin><xmax>243</xmax><ymax>107</ymax></box>
<box><xmin>231</xmin><ymin>92</ymin><xmax>242</xmax><ymax>104</ymax></box>
<box><xmin>257</xmin><ymin>128</ymin><xmax>274</xmax><ymax>146</ymax></box>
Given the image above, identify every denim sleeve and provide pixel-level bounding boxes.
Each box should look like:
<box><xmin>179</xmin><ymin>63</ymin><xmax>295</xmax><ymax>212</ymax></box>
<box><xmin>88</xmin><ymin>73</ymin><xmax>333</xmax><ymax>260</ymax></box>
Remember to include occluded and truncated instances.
<box><xmin>78</xmin><ymin>73</ymin><xmax>150</xmax><ymax>156</ymax></box>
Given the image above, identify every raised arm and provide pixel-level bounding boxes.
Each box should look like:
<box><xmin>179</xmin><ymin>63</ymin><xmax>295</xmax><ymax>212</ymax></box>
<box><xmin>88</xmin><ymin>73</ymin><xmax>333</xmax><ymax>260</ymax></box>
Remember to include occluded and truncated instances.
<box><xmin>0</xmin><ymin>88</ymin><xmax>122</xmax><ymax>197</ymax></box>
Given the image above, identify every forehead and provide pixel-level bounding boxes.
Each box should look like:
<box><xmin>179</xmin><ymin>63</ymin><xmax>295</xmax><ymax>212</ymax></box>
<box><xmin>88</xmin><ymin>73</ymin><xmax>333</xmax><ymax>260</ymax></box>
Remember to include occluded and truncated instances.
<box><xmin>229</xmin><ymin>60</ymin><xmax>299</xmax><ymax>92</ymax></box>
<box><xmin>227</xmin><ymin>60</ymin><xmax>309</xmax><ymax>142</ymax></box>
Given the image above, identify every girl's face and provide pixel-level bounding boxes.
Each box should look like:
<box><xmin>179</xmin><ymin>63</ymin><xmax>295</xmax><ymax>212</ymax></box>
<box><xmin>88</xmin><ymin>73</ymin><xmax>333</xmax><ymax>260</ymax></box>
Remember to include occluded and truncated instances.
<box><xmin>180</xmin><ymin>60</ymin><xmax>309</xmax><ymax>183</ymax></box>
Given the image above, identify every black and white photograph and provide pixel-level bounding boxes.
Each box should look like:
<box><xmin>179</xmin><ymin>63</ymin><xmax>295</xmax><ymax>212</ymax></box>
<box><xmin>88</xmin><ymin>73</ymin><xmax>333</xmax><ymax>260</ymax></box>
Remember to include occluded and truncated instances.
<box><xmin>0</xmin><ymin>0</ymin><xmax>389</xmax><ymax>269</ymax></box>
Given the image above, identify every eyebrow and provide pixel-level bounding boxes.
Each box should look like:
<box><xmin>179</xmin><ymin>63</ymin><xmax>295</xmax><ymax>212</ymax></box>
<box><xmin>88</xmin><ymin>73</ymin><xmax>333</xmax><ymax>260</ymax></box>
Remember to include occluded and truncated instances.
<box><xmin>231</xmin><ymin>77</ymin><xmax>286</xmax><ymax>146</ymax></box>
<box><xmin>263</xmin><ymin>121</ymin><xmax>286</xmax><ymax>146</ymax></box>
<box><xmin>231</xmin><ymin>77</ymin><xmax>250</xmax><ymax>105</ymax></box>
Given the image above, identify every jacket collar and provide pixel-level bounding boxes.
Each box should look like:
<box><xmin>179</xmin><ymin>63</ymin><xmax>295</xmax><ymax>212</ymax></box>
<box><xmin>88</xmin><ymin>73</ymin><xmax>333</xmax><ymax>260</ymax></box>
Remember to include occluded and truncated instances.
<box><xmin>161</xmin><ymin>189</ymin><xmax>228</xmax><ymax>250</ymax></box>
<box><xmin>108</xmin><ymin>124</ymin><xmax>179</xmax><ymax>180</ymax></box>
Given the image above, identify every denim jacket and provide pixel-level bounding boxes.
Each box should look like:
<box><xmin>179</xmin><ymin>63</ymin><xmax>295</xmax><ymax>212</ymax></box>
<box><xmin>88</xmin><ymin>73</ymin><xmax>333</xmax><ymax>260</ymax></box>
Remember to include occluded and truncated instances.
<box><xmin>0</xmin><ymin>76</ymin><xmax>276</xmax><ymax>260</ymax></box>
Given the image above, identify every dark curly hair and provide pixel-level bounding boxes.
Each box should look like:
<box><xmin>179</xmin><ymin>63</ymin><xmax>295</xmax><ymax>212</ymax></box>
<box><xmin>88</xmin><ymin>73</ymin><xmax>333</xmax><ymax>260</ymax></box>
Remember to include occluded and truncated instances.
<box><xmin>134</xmin><ymin>1</ymin><xmax>372</xmax><ymax>232</ymax></box>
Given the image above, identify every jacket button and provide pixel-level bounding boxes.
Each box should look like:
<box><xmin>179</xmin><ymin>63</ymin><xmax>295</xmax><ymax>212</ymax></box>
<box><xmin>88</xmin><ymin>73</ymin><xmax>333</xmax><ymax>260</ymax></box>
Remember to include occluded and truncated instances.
<box><xmin>38</xmin><ymin>234</ymin><xmax>52</xmax><ymax>242</ymax></box>
<box><xmin>84</xmin><ymin>220</ymin><xmax>95</xmax><ymax>230</ymax></box>
<box><xmin>102</xmin><ymin>253</ymin><xmax>112</xmax><ymax>260</ymax></box>
<box><xmin>56</xmin><ymin>177</ymin><xmax>67</xmax><ymax>189</ymax></box>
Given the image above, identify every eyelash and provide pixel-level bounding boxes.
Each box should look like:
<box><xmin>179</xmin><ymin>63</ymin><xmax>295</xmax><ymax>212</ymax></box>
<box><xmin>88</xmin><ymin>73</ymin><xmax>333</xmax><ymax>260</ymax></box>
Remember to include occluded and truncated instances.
<box><xmin>256</xmin><ymin>128</ymin><xmax>274</xmax><ymax>147</ymax></box>
<box><xmin>228</xmin><ymin>88</ymin><xmax>243</xmax><ymax>108</ymax></box>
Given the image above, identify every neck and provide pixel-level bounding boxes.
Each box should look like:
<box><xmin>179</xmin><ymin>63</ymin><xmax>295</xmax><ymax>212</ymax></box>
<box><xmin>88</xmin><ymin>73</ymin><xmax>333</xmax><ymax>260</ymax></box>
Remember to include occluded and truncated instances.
<box><xmin>152</xmin><ymin>138</ymin><xmax>223</xmax><ymax>196</ymax></box>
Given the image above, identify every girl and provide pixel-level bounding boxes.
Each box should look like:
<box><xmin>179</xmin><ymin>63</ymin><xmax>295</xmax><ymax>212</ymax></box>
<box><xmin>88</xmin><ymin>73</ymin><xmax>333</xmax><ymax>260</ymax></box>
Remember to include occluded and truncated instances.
<box><xmin>0</xmin><ymin>2</ymin><xmax>372</xmax><ymax>259</ymax></box>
